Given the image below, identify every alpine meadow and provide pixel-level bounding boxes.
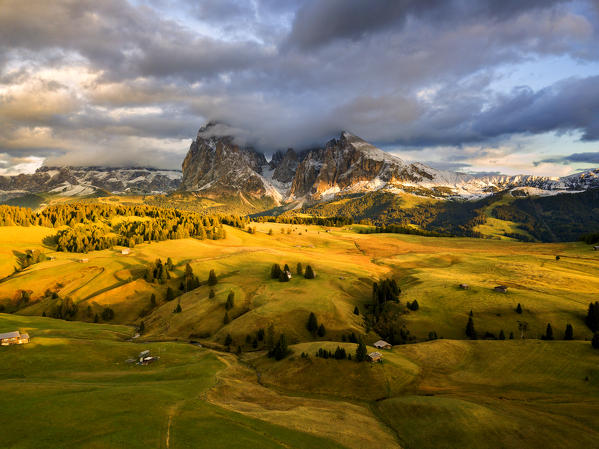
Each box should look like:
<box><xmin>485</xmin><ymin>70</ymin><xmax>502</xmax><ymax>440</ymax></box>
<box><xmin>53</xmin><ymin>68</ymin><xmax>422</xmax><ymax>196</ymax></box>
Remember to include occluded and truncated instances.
<box><xmin>1</xmin><ymin>1</ymin><xmax>599</xmax><ymax>448</ymax></box>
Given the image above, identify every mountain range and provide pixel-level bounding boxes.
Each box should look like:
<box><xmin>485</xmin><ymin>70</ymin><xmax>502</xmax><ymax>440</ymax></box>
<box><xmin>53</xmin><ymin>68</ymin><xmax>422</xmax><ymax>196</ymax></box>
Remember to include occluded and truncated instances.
<box><xmin>180</xmin><ymin>122</ymin><xmax>599</xmax><ymax>204</ymax></box>
<box><xmin>1</xmin><ymin>122</ymin><xmax>598</xmax><ymax>207</ymax></box>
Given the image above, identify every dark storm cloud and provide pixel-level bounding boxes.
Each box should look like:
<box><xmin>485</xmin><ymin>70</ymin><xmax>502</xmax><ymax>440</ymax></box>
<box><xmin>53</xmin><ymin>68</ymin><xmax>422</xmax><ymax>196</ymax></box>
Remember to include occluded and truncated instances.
<box><xmin>286</xmin><ymin>0</ymin><xmax>569</xmax><ymax>49</ymax></box>
<box><xmin>0</xmin><ymin>0</ymin><xmax>598</xmax><ymax>170</ymax></box>
<box><xmin>536</xmin><ymin>152</ymin><xmax>599</xmax><ymax>165</ymax></box>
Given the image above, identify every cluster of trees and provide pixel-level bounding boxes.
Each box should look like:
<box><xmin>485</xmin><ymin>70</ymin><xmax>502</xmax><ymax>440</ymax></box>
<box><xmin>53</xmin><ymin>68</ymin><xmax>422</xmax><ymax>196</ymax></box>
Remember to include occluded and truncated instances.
<box><xmin>1</xmin><ymin>204</ymin><xmax>250</xmax><ymax>253</ymax></box>
<box><xmin>315</xmin><ymin>346</ymin><xmax>349</xmax><ymax>360</ymax></box>
<box><xmin>357</xmin><ymin>225</ymin><xmax>449</xmax><ymax>238</ymax></box>
<box><xmin>16</xmin><ymin>249</ymin><xmax>46</xmax><ymax>270</ymax></box>
<box><xmin>406</xmin><ymin>300</ymin><xmax>419</xmax><ymax>311</ymax></box>
<box><xmin>267</xmin><ymin>334</ymin><xmax>289</xmax><ymax>360</ymax></box>
<box><xmin>580</xmin><ymin>232</ymin><xmax>599</xmax><ymax>245</ymax></box>
<box><xmin>306</xmin><ymin>312</ymin><xmax>326</xmax><ymax>337</ymax></box>
<box><xmin>254</xmin><ymin>215</ymin><xmax>353</xmax><ymax>227</ymax></box>
<box><xmin>145</xmin><ymin>258</ymin><xmax>173</xmax><ymax>284</ymax></box>
<box><xmin>270</xmin><ymin>262</ymin><xmax>314</xmax><ymax>281</ymax></box>
<box><xmin>56</xmin><ymin>225</ymin><xmax>116</xmax><ymax>252</ymax></box>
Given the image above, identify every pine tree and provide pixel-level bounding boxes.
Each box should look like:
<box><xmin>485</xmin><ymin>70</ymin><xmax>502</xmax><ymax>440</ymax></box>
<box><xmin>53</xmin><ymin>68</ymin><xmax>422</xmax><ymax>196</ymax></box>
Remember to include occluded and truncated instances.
<box><xmin>564</xmin><ymin>323</ymin><xmax>574</xmax><ymax>340</ymax></box>
<box><xmin>224</xmin><ymin>333</ymin><xmax>232</xmax><ymax>348</ymax></box>
<box><xmin>208</xmin><ymin>269</ymin><xmax>218</xmax><ymax>286</ymax></box>
<box><xmin>269</xmin><ymin>334</ymin><xmax>289</xmax><ymax>360</ymax></box>
<box><xmin>317</xmin><ymin>323</ymin><xmax>326</xmax><ymax>337</ymax></box>
<box><xmin>284</xmin><ymin>264</ymin><xmax>290</xmax><ymax>273</ymax></box>
<box><xmin>306</xmin><ymin>312</ymin><xmax>318</xmax><ymax>335</ymax></box>
<box><xmin>223</xmin><ymin>312</ymin><xmax>230</xmax><ymax>324</ymax></box>
<box><xmin>304</xmin><ymin>265</ymin><xmax>315</xmax><ymax>279</ymax></box>
<box><xmin>268</xmin><ymin>229</ymin><xmax>273</xmax><ymax>236</ymax></box>
<box><xmin>297</xmin><ymin>263</ymin><xmax>303</xmax><ymax>276</ymax></box>
<box><xmin>410</xmin><ymin>300</ymin><xmax>419</xmax><ymax>311</ymax></box>
<box><xmin>225</xmin><ymin>291</ymin><xmax>234</xmax><ymax>310</ymax></box>
<box><xmin>209</xmin><ymin>289</ymin><xmax>215</xmax><ymax>299</ymax></box>
<box><xmin>356</xmin><ymin>340</ymin><xmax>367</xmax><ymax>362</ymax></box>
<box><xmin>270</xmin><ymin>264</ymin><xmax>282</xmax><ymax>279</ymax></box>
<box><xmin>94</xmin><ymin>313</ymin><xmax>99</xmax><ymax>323</ymax></box>
<box><xmin>509</xmin><ymin>331</ymin><xmax>514</xmax><ymax>339</ymax></box>
<box><xmin>585</xmin><ymin>302</ymin><xmax>599</xmax><ymax>332</ymax></box>
<box><xmin>150</xmin><ymin>293</ymin><xmax>156</xmax><ymax>307</ymax></box>
<box><xmin>543</xmin><ymin>323</ymin><xmax>554</xmax><ymax>340</ymax></box>
<box><xmin>353</xmin><ymin>306</ymin><xmax>360</xmax><ymax>315</ymax></box>
<box><xmin>499</xmin><ymin>329</ymin><xmax>505</xmax><ymax>340</ymax></box>
<box><xmin>516</xmin><ymin>303</ymin><xmax>523</xmax><ymax>314</ymax></box>
<box><xmin>592</xmin><ymin>332</ymin><xmax>599</xmax><ymax>349</ymax></box>
<box><xmin>466</xmin><ymin>316</ymin><xmax>477</xmax><ymax>340</ymax></box>
<box><xmin>139</xmin><ymin>321</ymin><xmax>145</xmax><ymax>334</ymax></box>
<box><xmin>173</xmin><ymin>303</ymin><xmax>182</xmax><ymax>313</ymax></box>
<box><xmin>166</xmin><ymin>287</ymin><xmax>175</xmax><ymax>301</ymax></box>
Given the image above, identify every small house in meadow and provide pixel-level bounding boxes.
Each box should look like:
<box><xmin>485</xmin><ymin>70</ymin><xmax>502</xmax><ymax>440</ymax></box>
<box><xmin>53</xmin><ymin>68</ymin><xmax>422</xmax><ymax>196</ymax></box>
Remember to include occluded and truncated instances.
<box><xmin>121</xmin><ymin>248</ymin><xmax>130</xmax><ymax>255</ymax></box>
<box><xmin>373</xmin><ymin>340</ymin><xmax>392</xmax><ymax>350</ymax></box>
<box><xmin>459</xmin><ymin>284</ymin><xmax>469</xmax><ymax>290</ymax></box>
<box><xmin>594</xmin><ymin>246</ymin><xmax>599</xmax><ymax>251</ymax></box>
<box><xmin>0</xmin><ymin>331</ymin><xmax>30</xmax><ymax>345</ymax></box>
<box><xmin>368</xmin><ymin>351</ymin><xmax>383</xmax><ymax>362</ymax></box>
<box><xmin>79</xmin><ymin>258</ymin><xmax>89</xmax><ymax>263</ymax></box>
<box><xmin>284</xmin><ymin>270</ymin><xmax>292</xmax><ymax>280</ymax></box>
<box><xmin>494</xmin><ymin>285</ymin><xmax>508</xmax><ymax>293</ymax></box>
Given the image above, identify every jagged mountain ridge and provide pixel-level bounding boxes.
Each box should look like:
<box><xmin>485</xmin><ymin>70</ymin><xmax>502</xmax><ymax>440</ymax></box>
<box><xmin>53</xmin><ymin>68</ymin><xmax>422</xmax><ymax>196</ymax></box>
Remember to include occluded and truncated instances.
<box><xmin>0</xmin><ymin>166</ymin><xmax>181</xmax><ymax>201</ymax></box>
<box><xmin>181</xmin><ymin>125</ymin><xmax>599</xmax><ymax>204</ymax></box>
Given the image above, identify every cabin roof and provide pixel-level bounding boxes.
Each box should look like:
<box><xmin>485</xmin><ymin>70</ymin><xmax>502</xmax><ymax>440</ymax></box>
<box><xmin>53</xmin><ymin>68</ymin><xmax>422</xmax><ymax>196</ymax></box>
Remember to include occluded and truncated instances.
<box><xmin>0</xmin><ymin>331</ymin><xmax>20</xmax><ymax>340</ymax></box>
<box><xmin>374</xmin><ymin>340</ymin><xmax>391</xmax><ymax>347</ymax></box>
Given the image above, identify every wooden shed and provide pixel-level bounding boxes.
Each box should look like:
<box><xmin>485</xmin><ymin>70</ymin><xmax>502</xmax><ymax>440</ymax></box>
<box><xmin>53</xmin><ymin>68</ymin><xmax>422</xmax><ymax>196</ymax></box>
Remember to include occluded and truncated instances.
<box><xmin>368</xmin><ymin>351</ymin><xmax>383</xmax><ymax>362</ymax></box>
<box><xmin>373</xmin><ymin>340</ymin><xmax>392</xmax><ymax>350</ymax></box>
<box><xmin>494</xmin><ymin>285</ymin><xmax>508</xmax><ymax>293</ymax></box>
<box><xmin>0</xmin><ymin>331</ymin><xmax>30</xmax><ymax>345</ymax></box>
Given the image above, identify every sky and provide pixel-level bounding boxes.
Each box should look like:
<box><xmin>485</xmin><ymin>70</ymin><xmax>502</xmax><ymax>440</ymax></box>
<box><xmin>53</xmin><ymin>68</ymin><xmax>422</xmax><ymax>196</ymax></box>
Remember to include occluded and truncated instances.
<box><xmin>1</xmin><ymin>0</ymin><xmax>599</xmax><ymax>176</ymax></box>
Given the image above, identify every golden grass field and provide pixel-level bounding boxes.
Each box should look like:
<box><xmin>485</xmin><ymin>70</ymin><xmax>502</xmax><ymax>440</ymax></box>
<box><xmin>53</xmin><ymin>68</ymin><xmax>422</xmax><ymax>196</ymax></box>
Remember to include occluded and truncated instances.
<box><xmin>1</xmin><ymin>220</ymin><xmax>599</xmax><ymax>448</ymax></box>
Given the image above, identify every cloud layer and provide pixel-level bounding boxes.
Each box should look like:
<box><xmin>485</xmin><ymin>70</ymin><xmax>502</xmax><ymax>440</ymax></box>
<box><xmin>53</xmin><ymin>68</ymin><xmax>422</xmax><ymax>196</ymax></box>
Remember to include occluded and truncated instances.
<box><xmin>0</xmin><ymin>0</ymin><xmax>598</xmax><ymax>174</ymax></box>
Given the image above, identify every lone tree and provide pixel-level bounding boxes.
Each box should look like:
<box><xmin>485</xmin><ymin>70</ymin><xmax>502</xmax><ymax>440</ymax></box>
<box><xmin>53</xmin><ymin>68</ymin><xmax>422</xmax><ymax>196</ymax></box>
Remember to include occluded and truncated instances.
<box><xmin>271</xmin><ymin>264</ymin><xmax>282</xmax><ymax>279</ymax></box>
<box><xmin>353</xmin><ymin>306</ymin><xmax>360</xmax><ymax>315</ymax></box>
<box><xmin>208</xmin><ymin>269</ymin><xmax>218</xmax><ymax>286</ymax></box>
<box><xmin>225</xmin><ymin>291</ymin><xmax>235</xmax><ymax>310</ymax></box>
<box><xmin>499</xmin><ymin>329</ymin><xmax>505</xmax><ymax>340</ymax></box>
<box><xmin>224</xmin><ymin>333</ymin><xmax>232</xmax><ymax>348</ymax></box>
<box><xmin>516</xmin><ymin>303</ymin><xmax>523</xmax><ymax>314</ymax></box>
<box><xmin>564</xmin><ymin>324</ymin><xmax>574</xmax><ymax>340</ymax></box>
<box><xmin>355</xmin><ymin>340</ymin><xmax>367</xmax><ymax>362</ymax></box>
<box><xmin>223</xmin><ymin>312</ymin><xmax>230</xmax><ymax>324</ymax></box>
<box><xmin>209</xmin><ymin>289</ymin><xmax>215</xmax><ymax>299</ymax></box>
<box><xmin>166</xmin><ymin>287</ymin><xmax>175</xmax><ymax>301</ymax></box>
<box><xmin>585</xmin><ymin>301</ymin><xmax>599</xmax><ymax>332</ymax></box>
<box><xmin>139</xmin><ymin>321</ymin><xmax>145</xmax><ymax>335</ymax></box>
<box><xmin>269</xmin><ymin>334</ymin><xmax>289</xmax><ymax>360</ymax></box>
<box><xmin>173</xmin><ymin>303</ymin><xmax>182</xmax><ymax>313</ymax></box>
<box><xmin>317</xmin><ymin>323</ymin><xmax>326</xmax><ymax>337</ymax></box>
<box><xmin>542</xmin><ymin>323</ymin><xmax>554</xmax><ymax>340</ymax></box>
<box><xmin>304</xmin><ymin>265</ymin><xmax>315</xmax><ymax>279</ymax></box>
<box><xmin>592</xmin><ymin>332</ymin><xmax>599</xmax><ymax>349</ymax></box>
<box><xmin>150</xmin><ymin>293</ymin><xmax>156</xmax><ymax>307</ymax></box>
<box><xmin>297</xmin><ymin>263</ymin><xmax>303</xmax><ymax>276</ymax></box>
<box><xmin>306</xmin><ymin>312</ymin><xmax>318</xmax><ymax>335</ymax></box>
<box><xmin>466</xmin><ymin>316</ymin><xmax>477</xmax><ymax>340</ymax></box>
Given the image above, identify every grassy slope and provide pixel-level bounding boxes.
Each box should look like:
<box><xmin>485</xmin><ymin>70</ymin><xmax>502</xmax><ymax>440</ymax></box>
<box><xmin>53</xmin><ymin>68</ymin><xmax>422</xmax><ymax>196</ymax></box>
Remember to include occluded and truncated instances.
<box><xmin>0</xmin><ymin>314</ymin><xmax>352</xmax><ymax>449</ymax></box>
<box><xmin>2</xmin><ymin>222</ymin><xmax>598</xmax><ymax>345</ymax></box>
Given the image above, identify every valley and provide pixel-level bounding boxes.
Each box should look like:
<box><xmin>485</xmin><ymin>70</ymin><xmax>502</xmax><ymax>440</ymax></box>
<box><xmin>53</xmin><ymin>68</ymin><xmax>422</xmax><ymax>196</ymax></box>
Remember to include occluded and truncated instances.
<box><xmin>1</xmin><ymin>212</ymin><xmax>598</xmax><ymax>448</ymax></box>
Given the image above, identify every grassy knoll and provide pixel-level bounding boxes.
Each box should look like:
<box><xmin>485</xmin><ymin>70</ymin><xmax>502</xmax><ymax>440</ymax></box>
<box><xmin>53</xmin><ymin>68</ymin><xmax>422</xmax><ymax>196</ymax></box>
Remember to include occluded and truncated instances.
<box><xmin>1</xmin><ymin>221</ymin><xmax>598</xmax><ymax>346</ymax></box>
<box><xmin>0</xmin><ymin>313</ymin><xmax>353</xmax><ymax>449</ymax></box>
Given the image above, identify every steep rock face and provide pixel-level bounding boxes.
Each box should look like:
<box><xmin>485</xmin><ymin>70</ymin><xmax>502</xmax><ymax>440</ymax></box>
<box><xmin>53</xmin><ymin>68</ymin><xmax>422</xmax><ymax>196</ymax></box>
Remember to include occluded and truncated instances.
<box><xmin>181</xmin><ymin>123</ymin><xmax>269</xmax><ymax>197</ymax></box>
<box><xmin>289</xmin><ymin>132</ymin><xmax>439</xmax><ymax>199</ymax></box>
<box><xmin>270</xmin><ymin>148</ymin><xmax>301</xmax><ymax>184</ymax></box>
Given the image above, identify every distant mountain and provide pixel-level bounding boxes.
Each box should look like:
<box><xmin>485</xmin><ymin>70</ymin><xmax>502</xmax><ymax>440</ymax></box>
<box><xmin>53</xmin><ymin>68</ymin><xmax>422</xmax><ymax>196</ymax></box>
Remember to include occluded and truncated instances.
<box><xmin>181</xmin><ymin>124</ymin><xmax>599</xmax><ymax>204</ymax></box>
<box><xmin>0</xmin><ymin>166</ymin><xmax>181</xmax><ymax>202</ymax></box>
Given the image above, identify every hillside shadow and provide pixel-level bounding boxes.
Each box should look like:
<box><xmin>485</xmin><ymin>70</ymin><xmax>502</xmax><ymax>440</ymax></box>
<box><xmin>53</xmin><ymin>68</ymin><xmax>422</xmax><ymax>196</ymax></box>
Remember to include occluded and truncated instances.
<box><xmin>42</xmin><ymin>235</ymin><xmax>57</xmax><ymax>249</ymax></box>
